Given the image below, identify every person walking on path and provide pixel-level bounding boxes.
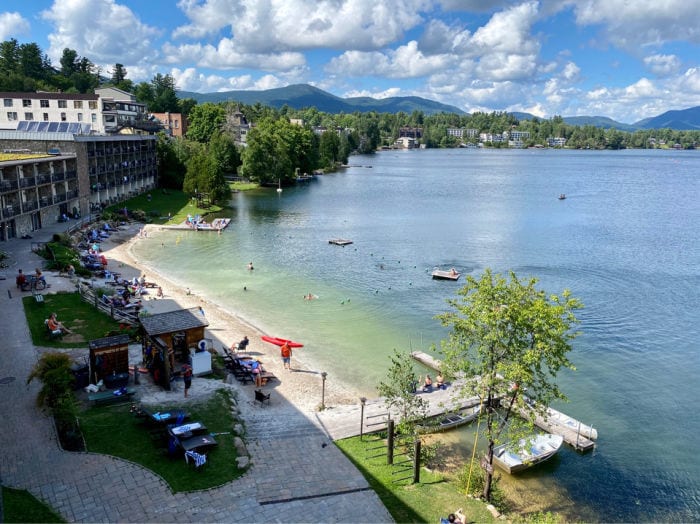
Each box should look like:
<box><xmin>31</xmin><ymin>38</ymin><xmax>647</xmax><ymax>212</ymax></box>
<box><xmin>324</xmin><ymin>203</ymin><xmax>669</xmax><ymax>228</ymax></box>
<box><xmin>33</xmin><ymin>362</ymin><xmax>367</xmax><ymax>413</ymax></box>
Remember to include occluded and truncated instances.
<box><xmin>182</xmin><ymin>364</ymin><xmax>193</xmax><ymax>397</ymax></box>
<box><xmin>280</xmin><ymin>341</ymin><xmax>292</xmax><ymax>371</ymax></box>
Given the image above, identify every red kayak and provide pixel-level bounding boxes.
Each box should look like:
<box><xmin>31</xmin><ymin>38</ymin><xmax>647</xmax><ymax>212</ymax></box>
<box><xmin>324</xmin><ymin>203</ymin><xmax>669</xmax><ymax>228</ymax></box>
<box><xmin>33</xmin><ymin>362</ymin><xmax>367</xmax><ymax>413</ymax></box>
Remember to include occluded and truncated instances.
<box><xmin>261</xmin><ymin>336</ymin><xmax>304</xmax><ymax>348</ymax></box>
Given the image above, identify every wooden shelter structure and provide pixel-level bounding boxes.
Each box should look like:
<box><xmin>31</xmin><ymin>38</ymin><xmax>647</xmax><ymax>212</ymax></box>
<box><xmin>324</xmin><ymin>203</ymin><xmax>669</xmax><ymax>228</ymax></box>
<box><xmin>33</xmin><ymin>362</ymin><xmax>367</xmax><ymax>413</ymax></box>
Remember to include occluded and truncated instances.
<box><xmin>89</xmin><ymin>334</ymin><xmax>130</xmax><ymax>386</ymax></box>
<box><xmin>140</xmin><ymin>307</ymin><xmax>209</xmax><ymax>390</ymax></box>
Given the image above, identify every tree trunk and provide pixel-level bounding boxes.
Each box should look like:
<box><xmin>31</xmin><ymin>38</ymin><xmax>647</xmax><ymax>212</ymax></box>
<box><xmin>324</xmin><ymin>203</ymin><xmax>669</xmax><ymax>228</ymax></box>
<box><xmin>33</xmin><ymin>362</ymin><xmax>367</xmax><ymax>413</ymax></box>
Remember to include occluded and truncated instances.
<box><xmin>483</xmin><ymin>440</ymin><xmax>495</xmax><ymax>500</ymax></box>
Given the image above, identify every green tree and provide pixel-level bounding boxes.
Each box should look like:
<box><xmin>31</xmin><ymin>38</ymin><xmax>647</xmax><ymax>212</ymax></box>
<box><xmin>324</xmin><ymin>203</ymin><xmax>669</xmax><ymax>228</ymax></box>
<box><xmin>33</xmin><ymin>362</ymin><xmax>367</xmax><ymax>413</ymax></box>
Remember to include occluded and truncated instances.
<box><xmin>187</xmin><ymin>102</ymin><xmax>225</xmax><ymax>143</ymax></box>
<box><xmin>209</xmin><ymin>130</ymin><xmax>240</xmax><ymax>175</ymax></box>
<box><xmin>156</xmin><ymin>132</ymin><xmax>187</xmax><ymax>189</ymax></box>
<box><xmin>437</xmin><ymin>269</ymin><xmax>582</xmax><ymax>502</ymax></box>
<box><xmin>109</xmin><ymin>63</ymin><xmax>133</xmax><ymax>92</ymax></box>
<box><xmin>377</xmin><ymin>350</ymin><xmax>428</xmax><ymax>432</ymax></box>
<box><xmin>318</xmin><ymin>130</ymin><xmax>340</xmax><ymax>168</ymax></box>
<box><xmin>59</xmin><ymin>48</ymin><xmax>78</xmax><ymax>76</ymax></box>
<box><xmin>150</xmin><ymin>73</ymin><xmax>180</xmax><ymax>112</ymax></box>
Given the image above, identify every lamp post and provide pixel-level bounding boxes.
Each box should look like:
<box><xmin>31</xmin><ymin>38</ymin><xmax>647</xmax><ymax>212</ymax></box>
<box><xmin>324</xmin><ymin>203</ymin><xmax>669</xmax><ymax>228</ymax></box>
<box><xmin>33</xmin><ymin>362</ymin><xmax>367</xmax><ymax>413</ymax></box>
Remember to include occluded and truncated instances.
<box><xmin>320</xmin><ymin>371</ymin><xmax>327</xmax><ymax>410</ymax></box>
<box><xmin>359</xmin><ymin>397</ymin><xmax>367</xmax><ymax>440</ymax></box>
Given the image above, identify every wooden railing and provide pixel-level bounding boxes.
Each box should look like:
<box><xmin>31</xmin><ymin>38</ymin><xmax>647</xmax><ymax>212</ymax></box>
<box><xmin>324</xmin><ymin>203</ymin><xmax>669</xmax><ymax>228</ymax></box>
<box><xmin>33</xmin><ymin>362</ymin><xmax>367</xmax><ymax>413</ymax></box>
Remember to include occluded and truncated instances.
<box><xmin>77</xmin><ymin>281</ymin><xmax>139</xmax><ymax>325</ymax></box>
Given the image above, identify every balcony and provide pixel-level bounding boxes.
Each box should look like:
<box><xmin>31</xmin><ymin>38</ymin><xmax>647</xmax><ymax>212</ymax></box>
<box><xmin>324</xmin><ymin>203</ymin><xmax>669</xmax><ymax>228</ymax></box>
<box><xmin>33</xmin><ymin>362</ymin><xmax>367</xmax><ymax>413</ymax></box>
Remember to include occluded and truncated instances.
<box><xmin>65</xmin><ymin>170</ymin><xmax>77</xmax><ymax>180</ymax></box>
<box><xmin>37</xmin><ymin>173</ymin><xmax>52</xmax><ymax>185</ymax></box>
<box><xmin>54</xmin><ymin>193</ymin><xmax>67</xmax><ymax>203</ymax></box>
<box><xmin>22</xmin><ymin>200</ymin><xmax>38</xmax><ymax>212</ymax></box>
<box><xmin>3</xmin><ymin>204</ymin><xmax>20</xmax><ymax>218</ymax></box>
<box><xmin>67</xmin><ymin>189</ymin><xmax>79</xmax><ymax>200</ymax></box>
<box><xmin>19</xmin><ymin>176</ymin><xmax>37</xmax><ymax>188</ymax></box>
<box><xmin>0</xmin><ymin>179</ymin><xmax>18</xmax><ymax>192</ymax></box>
<box><xmin>39</xmin><ymin>196</ymin><xmax>52</xmax><ymax>208</ymax></box>
<box><xmin>52</xmin><ymin>172</ymin><xmax>65</xmax><ymax>182</ymax></box>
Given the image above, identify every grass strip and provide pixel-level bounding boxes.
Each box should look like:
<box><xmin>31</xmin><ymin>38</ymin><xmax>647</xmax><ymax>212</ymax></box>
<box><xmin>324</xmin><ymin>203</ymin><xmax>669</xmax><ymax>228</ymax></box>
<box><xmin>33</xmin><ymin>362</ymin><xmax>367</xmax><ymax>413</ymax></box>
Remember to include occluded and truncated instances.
<box><xmin>1</xmin><ymin>486</ymin><xmax>65</xmax><ymax>523</ymax></box>
<box><xmin>79</xmin><ymin>389</ymin><xmax>243</xmax><ymax>492</ymax></box>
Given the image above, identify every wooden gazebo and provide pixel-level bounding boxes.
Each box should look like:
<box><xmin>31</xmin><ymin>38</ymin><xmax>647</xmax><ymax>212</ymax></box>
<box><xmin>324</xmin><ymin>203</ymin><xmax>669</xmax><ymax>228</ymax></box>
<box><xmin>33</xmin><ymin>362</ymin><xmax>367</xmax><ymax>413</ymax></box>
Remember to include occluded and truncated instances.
<box><xmin>140</xmin><ymin>307</ymin><xmax>209</xmax><ymax>390</ymax></box>
<box><xmin>89</xmin><ymin>334</ymin><xmax>130</xmax><ymax>385</ymax></box>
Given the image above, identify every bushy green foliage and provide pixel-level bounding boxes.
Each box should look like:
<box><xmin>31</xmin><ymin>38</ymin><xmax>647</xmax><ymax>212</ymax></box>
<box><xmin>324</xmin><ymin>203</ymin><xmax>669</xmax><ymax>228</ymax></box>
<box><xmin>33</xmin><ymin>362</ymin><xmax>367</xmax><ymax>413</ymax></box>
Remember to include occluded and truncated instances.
<box><xmin>456</xmin><ymin>461</ymin><xmax>507</xmax><ymax>511</ymax></box>
<box><xmin>27</xmin><ymin>352</ymin><xmax>75</xmax><ymax>411</ymax></box>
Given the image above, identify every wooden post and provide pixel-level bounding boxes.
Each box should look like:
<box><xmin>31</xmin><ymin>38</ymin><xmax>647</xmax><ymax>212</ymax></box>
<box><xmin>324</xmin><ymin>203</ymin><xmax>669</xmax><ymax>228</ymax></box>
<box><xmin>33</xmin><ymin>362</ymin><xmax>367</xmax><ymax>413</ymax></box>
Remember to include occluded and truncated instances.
<box><xmin>359</xmin><ymin>397</ymin><xmax>366</xmax><ymax>441</ymax></box>
<box><xmin>413</xmin><ymin>439</ymin><xmax>421</xmax><ymax>484</ymax></box>
<box><xmin>387</xmin><ymin>419</ymin><xmax>394</xmax><ymax>465</ymax></box>
<box><xmin>576</xmin><ymin>420</ymin><xmax>581</xmax><ymax>450</ymax></box>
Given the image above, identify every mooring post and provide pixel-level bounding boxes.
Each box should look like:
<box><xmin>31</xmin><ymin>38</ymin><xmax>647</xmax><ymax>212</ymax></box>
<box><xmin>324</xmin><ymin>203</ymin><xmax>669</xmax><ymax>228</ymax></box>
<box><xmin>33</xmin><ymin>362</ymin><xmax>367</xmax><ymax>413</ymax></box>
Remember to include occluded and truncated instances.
<box><xmin>387</xmin><ymin>419</ymin><xmax>394</xmax><ymax>465</ymax></box>
<box><xmin>359</xmin><ymin>397</ymin><xmax>366</xmax><ymax>441</ymax></box>
<box><xmin>320</xmin><ymin>371</ymin><xmax>327</xmax><ymax>410</ymax></box>
<box><xmin>413</xmin><ymin>439</ymin><xmax>421</xmax><ymax>484</ymax></box>
<box><xmin>576</xmin><ymin>420</ymin><xmax>581</xmax><ymax>450</ymax></box>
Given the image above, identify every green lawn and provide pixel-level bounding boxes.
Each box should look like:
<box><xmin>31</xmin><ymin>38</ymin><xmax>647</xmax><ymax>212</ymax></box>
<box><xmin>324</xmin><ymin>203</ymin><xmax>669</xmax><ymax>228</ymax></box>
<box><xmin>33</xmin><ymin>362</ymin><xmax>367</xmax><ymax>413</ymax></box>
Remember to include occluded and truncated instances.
<box><xmin>22</xmin><ymin>291</ymin><xmax>125</xmax><ymax>348</ymax></box>
<box><xmin>105</xmin><ymin>189</ymin><xmax>224</xmax><ymax>225</ymax></box>
<box><xmin>1</xmin><ymin>486</ymin><xmax>65</xmax><ymax>523</ymax></box>
<box><xmin>335</xmin><ymin>436</ymin><xmax>496</xmax><ymax>524</ymax></box>
<box><xmin>79</xmin><ymin>389</ymin><xmax>244</xmax><ymax>492</ymax></box>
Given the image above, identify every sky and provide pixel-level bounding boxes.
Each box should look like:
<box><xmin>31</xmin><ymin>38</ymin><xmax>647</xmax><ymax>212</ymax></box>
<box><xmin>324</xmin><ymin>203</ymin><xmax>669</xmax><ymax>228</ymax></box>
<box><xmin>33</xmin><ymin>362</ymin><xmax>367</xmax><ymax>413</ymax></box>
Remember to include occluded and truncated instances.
<box><xmin>1</xmin><ymin>0</ymin><xmax>700</xmax><ymax>124</ymax></box>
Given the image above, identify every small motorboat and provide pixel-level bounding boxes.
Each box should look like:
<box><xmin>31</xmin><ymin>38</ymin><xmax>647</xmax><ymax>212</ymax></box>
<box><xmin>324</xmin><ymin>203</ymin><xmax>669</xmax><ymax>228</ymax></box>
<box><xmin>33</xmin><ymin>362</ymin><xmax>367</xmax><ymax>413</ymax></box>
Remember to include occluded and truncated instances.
<box><xmin>416</xmin><ymin>405</ymin><xmax>481</xmax><ymax>434</ymax></box>
<box><xmin>432</xmin><ymin>268</ymin><xmax>460</xmax><ymax>280</ymax></box>
<box><xmin>261</xmin><ymin>336</ymin><xmax>304</xmax><ymax>348</ymax></box>
<box><xmin>558</xmin><ymin>194</ymin><xmax>566</xmax><ymax>200</ymax></box>
<box><xmin>492</xmin><ymin>433</ymin><xmax>563</xmax><ymax>474</ymax></box>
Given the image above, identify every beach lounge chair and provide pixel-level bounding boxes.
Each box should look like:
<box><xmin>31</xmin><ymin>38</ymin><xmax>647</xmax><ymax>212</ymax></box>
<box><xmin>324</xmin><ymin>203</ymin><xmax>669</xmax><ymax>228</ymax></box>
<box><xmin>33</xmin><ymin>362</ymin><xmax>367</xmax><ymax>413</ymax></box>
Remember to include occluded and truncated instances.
<box><xmin>88</xmin><ymin>387</ymin><xmax>135</xmax><ymax>405</ymax></box>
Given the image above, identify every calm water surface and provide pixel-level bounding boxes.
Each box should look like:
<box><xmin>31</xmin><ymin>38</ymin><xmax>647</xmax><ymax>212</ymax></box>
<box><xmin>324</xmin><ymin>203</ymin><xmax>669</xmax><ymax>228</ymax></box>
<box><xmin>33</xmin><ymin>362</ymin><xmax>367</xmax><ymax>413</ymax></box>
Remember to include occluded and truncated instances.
<box><xmin>133</xmin><ymin>149</ymin><xmax>700</xmax><ymax>522</ymax></box>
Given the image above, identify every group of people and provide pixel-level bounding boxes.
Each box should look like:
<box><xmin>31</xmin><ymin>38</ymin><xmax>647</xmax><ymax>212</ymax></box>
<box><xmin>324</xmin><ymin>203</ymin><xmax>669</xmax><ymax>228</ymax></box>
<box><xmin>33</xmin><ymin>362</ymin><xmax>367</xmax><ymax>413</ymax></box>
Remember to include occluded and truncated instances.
<box><xmin>15</xmin><ymin>268</ymin><xmax>45</xmax><ymax>290</ymax></box>
<box><xmin>421</xmin><ymin>372</ymin><xmax>446</xmax><ymax>393</ymax></box>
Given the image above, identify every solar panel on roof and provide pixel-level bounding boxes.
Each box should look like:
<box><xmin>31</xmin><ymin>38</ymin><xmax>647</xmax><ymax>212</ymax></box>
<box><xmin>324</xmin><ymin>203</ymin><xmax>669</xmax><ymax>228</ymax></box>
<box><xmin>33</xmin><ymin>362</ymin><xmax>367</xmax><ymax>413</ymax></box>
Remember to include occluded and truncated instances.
<box><xmin>37</xmin><ymin>122</ymin><xmax>49</xmax><ymax>132</ymax></box>
<box><xmin>48</xmin><ymin>122</ymin><xmax>59</xmax><ymax>132</ymax></box>
<box><xmin>57</xmin><ymin>122</ymin><xmax>69</xmax><ymax>132</ymax></box>
<box><xmin>16</xmin><ymin>121</ymin><xmax>28</xmax><ymax>130</ymax></box>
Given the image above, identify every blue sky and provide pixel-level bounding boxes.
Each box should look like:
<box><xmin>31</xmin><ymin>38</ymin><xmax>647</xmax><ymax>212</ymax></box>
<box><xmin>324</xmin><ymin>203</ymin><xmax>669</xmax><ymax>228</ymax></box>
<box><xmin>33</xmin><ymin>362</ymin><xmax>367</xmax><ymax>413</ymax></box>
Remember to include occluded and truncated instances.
<box><xmin>2</xmin><ymin>0</ymin><xmax>699</xmax><ymax>123</ymax></box>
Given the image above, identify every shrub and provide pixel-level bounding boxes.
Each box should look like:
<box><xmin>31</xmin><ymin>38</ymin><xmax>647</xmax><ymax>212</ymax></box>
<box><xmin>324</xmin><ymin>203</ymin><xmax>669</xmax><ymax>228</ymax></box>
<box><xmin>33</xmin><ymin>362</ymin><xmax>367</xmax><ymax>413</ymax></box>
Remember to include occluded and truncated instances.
<box><xmin>456</xmin><ymin>461</ymin><xmax>508</xmax><ymax>512</ymax></box>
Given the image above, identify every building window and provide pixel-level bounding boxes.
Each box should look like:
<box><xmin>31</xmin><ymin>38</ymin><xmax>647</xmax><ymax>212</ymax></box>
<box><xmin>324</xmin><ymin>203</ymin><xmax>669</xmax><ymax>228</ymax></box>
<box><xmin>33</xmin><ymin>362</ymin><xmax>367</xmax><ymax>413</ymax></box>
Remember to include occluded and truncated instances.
<box><xmin>22</xmin><ymin>99</ymin><xmax>31</xmax><ymax>107</ymax></box>
<box><xmin>91</xmin><ymin>113</ymin><xmax>97</xmax><ymax>123</ymax></box>
<box><xmin>40</xmin><ymin>99</ymin><xmax>50</xmax><ymax>108</ymax></box>
<box><xmin>174</xmin><ymin>119</ymin><xmax>179</xmax><ymax>128</ymax></box>
<box><xmin>3</xmin><ymin>99</ymin><xmax>13</xmax><ymax>107</ymax></box>
<box><xmin>77</xmin><ymin>113</ymin><xmax>83</xmax><ymax>121</ymax></box>
<box><xmin>58</xmin><ymin>100</ymin><xmax>67</xmax><ymax>108</ymax></box>
<box><xmin>73</xmin><ymin>100</ymin><xmax>83</xmax><ymax>109</ymax></box>
<box><xmin>60</xmin><ymin>112</ymin><xmax>67</xmax><ymax>122</ymax></box>
<box><xmin>7</xmin><ymin>112</ymin><xmax>17</xmax><ymax>120</ymax></box>
<box><xmin>88</xmin><ymin>100</ymin><xmax>97</xmax><ymax>109</ymax></box>
<box><xmin>43</xmin><ymin>113</ymin><xmax>49</xmax><ymax>121</ymax></box>
<box><xmin>24</xmin><ymin>112</ymin><xmax>34</xmax><ymax>120</ymax></box>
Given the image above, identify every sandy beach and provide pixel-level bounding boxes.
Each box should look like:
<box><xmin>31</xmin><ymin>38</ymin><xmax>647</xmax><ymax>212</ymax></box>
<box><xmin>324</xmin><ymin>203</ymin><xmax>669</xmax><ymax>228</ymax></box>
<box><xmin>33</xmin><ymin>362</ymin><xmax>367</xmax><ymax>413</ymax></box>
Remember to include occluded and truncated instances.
<box><xmin>100</xmin><ymin>222</ymin><xmax>361</xmax><ymax>412</ymax></box>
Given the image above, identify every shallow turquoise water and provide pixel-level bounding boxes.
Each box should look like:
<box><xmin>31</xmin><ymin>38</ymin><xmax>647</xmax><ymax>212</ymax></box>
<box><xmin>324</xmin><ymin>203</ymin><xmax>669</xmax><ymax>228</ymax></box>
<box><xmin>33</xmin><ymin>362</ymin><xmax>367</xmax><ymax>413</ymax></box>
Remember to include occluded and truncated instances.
<box><xmin>133</xmin><ymin>148</ymin><xmax>700</xmax><ymax>522</ymax></box>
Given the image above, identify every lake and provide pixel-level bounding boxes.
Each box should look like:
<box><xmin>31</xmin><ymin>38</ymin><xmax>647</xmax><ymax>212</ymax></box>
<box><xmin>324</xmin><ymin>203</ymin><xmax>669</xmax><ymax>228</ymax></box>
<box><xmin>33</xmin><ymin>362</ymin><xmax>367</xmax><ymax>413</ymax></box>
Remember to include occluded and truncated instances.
<box><xmin>133</xmin><ymin>148</ymin><xmax>700</xmax><ymax>522</ymax></box>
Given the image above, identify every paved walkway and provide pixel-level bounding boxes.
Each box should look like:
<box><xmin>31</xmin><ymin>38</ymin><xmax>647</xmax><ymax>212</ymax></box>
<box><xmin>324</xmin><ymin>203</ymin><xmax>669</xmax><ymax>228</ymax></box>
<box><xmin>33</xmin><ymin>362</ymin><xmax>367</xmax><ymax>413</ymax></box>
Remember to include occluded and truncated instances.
<box><xmin>0</xmin><ymin>223</ymin><xmax>392</xmax><ymax>523</ymax></box>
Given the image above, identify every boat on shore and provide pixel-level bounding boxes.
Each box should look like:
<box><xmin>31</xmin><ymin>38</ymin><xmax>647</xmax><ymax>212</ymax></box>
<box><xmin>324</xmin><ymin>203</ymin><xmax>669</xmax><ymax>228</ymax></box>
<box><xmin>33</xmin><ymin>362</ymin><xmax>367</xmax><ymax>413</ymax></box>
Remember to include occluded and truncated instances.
<box><xmin>261</xmin><ymin>336</ymin><xmax>304</xmax><ymax>348</ymax></box>
<box><xmin>416</xmin><ymin>405</ymin><xmax>481</xmax><ymax>434</ymax></box>
<box><xmin>493</xmin><ymin>433</ymin><xmax>563</xmax><ymax>474</ymax></box>
<box><xmin>432</xmin><ymin>268</ymin><xmax>460</xmax><ymax>280</ymax></box>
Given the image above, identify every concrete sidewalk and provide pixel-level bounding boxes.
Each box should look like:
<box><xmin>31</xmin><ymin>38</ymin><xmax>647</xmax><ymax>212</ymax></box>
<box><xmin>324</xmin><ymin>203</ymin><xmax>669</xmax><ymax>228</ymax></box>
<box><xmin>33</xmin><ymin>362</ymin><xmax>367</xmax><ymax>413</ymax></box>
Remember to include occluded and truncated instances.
<box><xmin>0</xmin><ymin>222</ymin><xmax>393</xmax><ymax>523</ymax></box>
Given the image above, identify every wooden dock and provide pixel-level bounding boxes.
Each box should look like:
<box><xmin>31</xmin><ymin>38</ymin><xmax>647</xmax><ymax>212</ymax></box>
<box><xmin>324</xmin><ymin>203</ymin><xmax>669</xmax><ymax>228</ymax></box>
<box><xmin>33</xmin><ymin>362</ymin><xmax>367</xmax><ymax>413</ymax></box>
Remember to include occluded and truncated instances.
<box><xmin>432</xmin><ymin>268</ymin><xmax>460</xmax><ymax>280</ymax></box>
<box><xmin>410</xmin><ymin>351</ymin><xmax>597</xmax><ymax>452</ymax></box>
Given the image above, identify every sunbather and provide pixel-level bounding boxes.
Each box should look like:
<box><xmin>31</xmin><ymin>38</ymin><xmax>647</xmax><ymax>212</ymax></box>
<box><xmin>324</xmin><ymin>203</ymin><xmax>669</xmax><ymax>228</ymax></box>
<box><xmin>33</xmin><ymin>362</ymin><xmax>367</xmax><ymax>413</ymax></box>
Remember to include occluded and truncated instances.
<box><xmin>47</xmin><ymin>313</ymin><xmax>72</xmax><ymax>334</ymax></box>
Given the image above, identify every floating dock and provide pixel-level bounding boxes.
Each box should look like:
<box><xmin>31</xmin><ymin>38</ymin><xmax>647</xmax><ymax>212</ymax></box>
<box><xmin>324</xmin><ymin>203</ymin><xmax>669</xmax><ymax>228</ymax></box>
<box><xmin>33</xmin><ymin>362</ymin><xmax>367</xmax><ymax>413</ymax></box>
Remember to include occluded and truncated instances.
<box><xmin>432</xmin><ymin>268</ymin><xmax>460</xmax><ymax>280</ymax></box>
<box><xmin>167</xmin><ymin>218</ymin><xmax>231</xmax><ymax>231</ymax></box>
<box><xmin>328</xmin><ymin>238</ymin><xmax>353</xmax><ymax>246</ymax></box>
<box><xmin>410</xmin><ymin>351</ymin><xmax>597</xmax><ymax>452</ymax></box>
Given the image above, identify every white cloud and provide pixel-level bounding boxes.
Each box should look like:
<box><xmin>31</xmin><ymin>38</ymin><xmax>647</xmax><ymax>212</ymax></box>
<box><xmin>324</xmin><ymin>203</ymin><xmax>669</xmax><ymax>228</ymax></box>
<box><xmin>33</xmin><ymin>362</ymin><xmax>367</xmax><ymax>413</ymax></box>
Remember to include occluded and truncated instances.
<box><xmin>643</xmin><ymin>54</ymin><xmax>681</xmax><ymax>77</ymax></box>
<box><xmin>174</xmin><ymin>0</ymin><xmax>426</xmax><ymax>52</ymax></box>
<box><xmin>327</xmin><ymin>41</ymin><xmax>452</xmax><ymax>79</ymax></box>
<box><xmin>171</xmin><ymin>67</ymin><xmax>287</xmax><ymax>93</ymax></box>
<box><xmin>0</xmin><ymin>12</ymin><xmax>30</xmax><ymax>41</ymax></box>
<box><xmin>343</xmin><ymin>87</ymin><xmax>403</xmax><ymax>99</ymax></box>
<box><xmin>40</xmin><ymin>0</ymin><xmax>161</xmax><ymax>65</ymax></box>
<box><xmin>572</xmin><ymin>0</ymin><xmax>700</xmax><ymax>49</ymax></box>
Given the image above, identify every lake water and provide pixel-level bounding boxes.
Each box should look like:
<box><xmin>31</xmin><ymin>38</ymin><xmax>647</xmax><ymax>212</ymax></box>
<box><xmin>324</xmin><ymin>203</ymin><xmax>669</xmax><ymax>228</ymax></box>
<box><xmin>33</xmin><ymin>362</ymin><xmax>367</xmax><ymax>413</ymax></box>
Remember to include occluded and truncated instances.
<box><xmin>133</xmin><ymin>148</ymin><xmax>700</xmax><ymax>522</ymax></box>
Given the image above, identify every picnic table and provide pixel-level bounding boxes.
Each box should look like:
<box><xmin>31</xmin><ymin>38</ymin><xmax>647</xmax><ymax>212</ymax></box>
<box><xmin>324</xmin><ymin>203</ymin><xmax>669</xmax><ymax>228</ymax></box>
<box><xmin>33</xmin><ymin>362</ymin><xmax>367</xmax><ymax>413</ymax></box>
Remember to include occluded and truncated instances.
<box><xmin>88</xmin><ymin>387</ymin><xmax>135</xmax><ymax>405</ymax></box>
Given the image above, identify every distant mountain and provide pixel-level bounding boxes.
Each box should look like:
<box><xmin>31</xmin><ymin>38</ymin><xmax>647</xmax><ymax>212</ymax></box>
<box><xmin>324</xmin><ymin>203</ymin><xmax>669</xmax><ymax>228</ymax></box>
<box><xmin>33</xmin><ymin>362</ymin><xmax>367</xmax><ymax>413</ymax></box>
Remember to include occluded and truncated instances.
<box><xmin>178</xmin><ymin>83</ymin><xmax>465</xmax><ymax>115</ymax></box>
<box><xmin>178</xmin><ymin>84</ymin><xmax>700</xmax><ymax>130</ymax></box>
<box><xmin>562</xmin><ymin>116</ymin><xmax>638</xmax><ymax>132</ymax></box>
<box><xmin>633</xmin><ymin>106</ymin><xmax>700</xmax><ymax>130</ymax></box>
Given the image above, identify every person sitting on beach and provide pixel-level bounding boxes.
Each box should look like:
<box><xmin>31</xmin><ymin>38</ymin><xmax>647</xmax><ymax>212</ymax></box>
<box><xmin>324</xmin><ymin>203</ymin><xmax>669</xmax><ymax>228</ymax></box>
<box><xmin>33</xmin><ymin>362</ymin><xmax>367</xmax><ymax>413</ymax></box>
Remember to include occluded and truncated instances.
<box><xmin>47</xmin><ymin>313</ymin><xmax>72</xmax><ymax>335</ymax></box>
<box><xmin>157</xmin><ymin>286</ymin><xmax>163</xmax><ymax>298</ymax></box>
<box><xmin>436</xmin><ymin>372</ymin><xmax>446</xmax><ymax>390</ymax></box>
<box><xmin>235</xmin><ymin>336</ymin><xmax>250</xmax><ymax>353</ymax></box>
<box><xmin>422</xmin><ymin>374</ymin><xmax>433</xmax><ymax>393</ymax></box>
<box><xmin>304</xmin><ymin>292</ymin><xmax>315</xmax><ymax>300</ymax></box>
<box><xmin>450</xmin><ymin>268</ymin><xmax>457</xmax><ymax>276</ymax></box>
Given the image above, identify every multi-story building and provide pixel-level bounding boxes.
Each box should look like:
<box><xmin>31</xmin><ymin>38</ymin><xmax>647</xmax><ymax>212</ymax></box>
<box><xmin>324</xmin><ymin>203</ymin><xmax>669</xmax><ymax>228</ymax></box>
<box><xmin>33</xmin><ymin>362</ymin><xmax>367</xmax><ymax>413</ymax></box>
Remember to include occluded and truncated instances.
<box><xmin>0</xmin><ymin>131</ymin><xmax>157</xmax><ymax>240</ymax></box>
<box><xmin>151</xmin><ymin>112</ymin><xmax>187</xmax><ymax>138</ymax></box>
<box><xmin>1</xmin><ymin>91</ymin><xmax>101</xmax><ymax>132</ymax></box>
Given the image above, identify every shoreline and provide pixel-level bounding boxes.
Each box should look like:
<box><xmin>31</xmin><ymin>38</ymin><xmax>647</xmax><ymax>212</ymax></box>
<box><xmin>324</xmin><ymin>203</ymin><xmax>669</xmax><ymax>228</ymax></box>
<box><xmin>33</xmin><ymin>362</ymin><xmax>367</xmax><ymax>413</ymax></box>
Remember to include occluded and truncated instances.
<box><xmin>101</xmin><ymin>222</ymin><xmax>362</xmax><ymax>412</ymax></box>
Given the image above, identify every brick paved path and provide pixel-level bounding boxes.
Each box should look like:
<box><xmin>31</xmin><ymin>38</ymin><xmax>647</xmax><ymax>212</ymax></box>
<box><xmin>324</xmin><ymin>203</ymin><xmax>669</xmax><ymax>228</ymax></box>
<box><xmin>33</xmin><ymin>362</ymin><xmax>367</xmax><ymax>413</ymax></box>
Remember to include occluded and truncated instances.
<box><xmin>0</xmin><ymin>227</ymin><xmax>392</xmax><ymax>523</ymax></box>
